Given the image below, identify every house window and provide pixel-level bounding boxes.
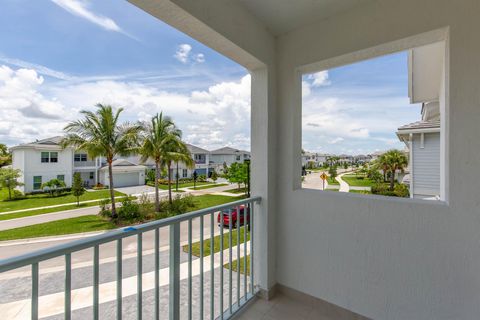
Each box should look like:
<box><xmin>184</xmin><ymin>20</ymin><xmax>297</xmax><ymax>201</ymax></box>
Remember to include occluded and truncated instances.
<box><xmin>50</xmin><ymin>152</ymin><xmax>58</xmax><ymax>163</ymax></box>
<box><xmin>89</xmin><ymin>172</ymin><xmax>94</xmax><ymax>180</ymax></box>
<box><xmin>33</xmin><ymin>176</ymin><xmax>42</xmax><ymax>190</ymax></box>
<box><xmin>182</xmin><ymin>169</ymin><xmax>188</xmax><ymax>178</ymax></box>
<box><xmin>41</xmin><ymin>152</ymin><xmax>49</xmax><ymax>163</ymax></box>
<box><xmin>57</xmin><ymin>175</ymin><xmax>65</xmax><ymax>182</ymax></box>
<box><xmin>74</xmin><ymin>153</ymin><xmax>87</xmax><ymax>161</ymax></box>
<box><xmin>236</xmin><ymin>155</ymin><xmax>241</xmax><ymax>161</ymax></box>
<box><xmin>41</xmin><ymin>152</ymin><xmax>58</xmax><ymax>163</ymax></box>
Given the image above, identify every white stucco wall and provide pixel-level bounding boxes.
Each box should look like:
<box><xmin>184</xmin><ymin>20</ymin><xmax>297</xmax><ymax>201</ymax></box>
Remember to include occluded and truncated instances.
<box><xmin>276</xmin><ymin>0</ymin><xmax>480</xmax><ymax>319</ymax></box>
<box><xmin>12</xmin><ymin>148</ymin><xmax>74</xmax><ymax>192</ymax></box>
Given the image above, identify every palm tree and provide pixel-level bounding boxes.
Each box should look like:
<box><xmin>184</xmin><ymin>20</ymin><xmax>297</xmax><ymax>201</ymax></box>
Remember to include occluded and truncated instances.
<box><xmin>379</xmin><ymin>150</ymin><xmax>408</xmax><ymax>191</ymax></box>
<box><xmin>138</xmin><ymin>113</ymin><xmax>182</xmax><ymax>212</ymax></box>
<box><xmin>61</xmin><ymin>104</ymin><xmax>141</xmax><ymax>219</ymax></box>
<box><xmin>161</xmin><ymin>138</ymin><xmax>194</xmax><ymax>203</ymax></box>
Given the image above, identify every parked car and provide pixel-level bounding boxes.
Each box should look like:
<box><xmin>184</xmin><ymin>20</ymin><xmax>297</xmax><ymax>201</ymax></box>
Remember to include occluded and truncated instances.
<box><xmin>217</xmin><ymin>205</ymin><xmax>250</xmax><ymax>227</ymax></box>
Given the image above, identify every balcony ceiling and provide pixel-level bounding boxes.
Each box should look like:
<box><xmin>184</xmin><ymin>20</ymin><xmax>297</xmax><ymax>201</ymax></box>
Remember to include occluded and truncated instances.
<box><xmin>236</xmin><ymin>0</ymin><xmax>373</xmax><ymax>36</ymax></box>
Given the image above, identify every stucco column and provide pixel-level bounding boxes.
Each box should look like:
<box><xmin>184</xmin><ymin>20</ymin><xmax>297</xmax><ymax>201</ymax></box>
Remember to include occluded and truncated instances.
<box><xmin>251</xmin><ymin>66</ymin><xmax>277</xmax><ymax>297</ymax></box>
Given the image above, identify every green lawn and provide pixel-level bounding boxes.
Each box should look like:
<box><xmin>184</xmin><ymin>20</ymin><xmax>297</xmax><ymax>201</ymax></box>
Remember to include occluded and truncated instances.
<box><xmin>328</xmin><ymin>178</ymin><xmax>339</xmax><ymax>185</ymax></box>
<box><xmin>341</xmin><ymin>174</ymin><xmax>375</xmax><ymax>187</ymax></box>
<box><xmin>149</xmin><ymin>182</ymin><xmax>210</xmax><ymax>190</ymax></box>
<box><xmin>0</xmin><ymin>215</ymin><xmax>117</xmax><ymax>241</ymax></box>
<box><xmin>224</xmin><ymin>255</ymin><xmax>250</xmax><ymax>275</ymax></box>
<box><xmin>189</xmin><ymin>183</ymin><xmax>228</xmax><ymax>190</ymax></box>
<box><xmin>224</xmin><ymin>187</ymin><xmax>247</xmax><ymax>194</ymax></box>
<box><xmin>0</xmin><ymin>189</ymin><xmax>125</xmax><ymax>213</ymax></box>
<box><xmin>183</xmin><ymin>226</ymin><xmax>250</xmax><ymax>257</ymax></box>
<box><xmin>0</xmin><ymin>194</ymin><xmax>246</xmax><ymax>240</ymax></box>
<box><xmin>0</xmin><ymin>202</ymin><xmax>99</xmax><ymax>221</ymax></box>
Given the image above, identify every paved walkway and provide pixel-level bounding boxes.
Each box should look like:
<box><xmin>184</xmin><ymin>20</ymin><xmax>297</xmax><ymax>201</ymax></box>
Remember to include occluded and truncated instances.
<box><xmin>336</xmin><ymin>172</ymin><xmax>350</xmax><ymax>192</ymax></box>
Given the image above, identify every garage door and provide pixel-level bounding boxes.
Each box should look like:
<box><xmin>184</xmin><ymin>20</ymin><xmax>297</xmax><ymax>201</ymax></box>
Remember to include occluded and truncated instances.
<box><xmin>113</xmin><ymin>172</ymin><xmax>139</xmax><ymax>187</ymax></box>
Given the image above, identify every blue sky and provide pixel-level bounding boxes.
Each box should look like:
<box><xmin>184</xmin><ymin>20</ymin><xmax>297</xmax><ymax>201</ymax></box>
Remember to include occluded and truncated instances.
<box><xmin>0</xmin><ymin>0</ymin><xmax>420</xmax><ymax>155</ymax></box>
<box><xmin>0</xmin><ymin>0</ymin><xmax>249</xmax><ymax>149</ymax></box>
<box><xmin>303</xmin><ymin>51</ymin><xmax>421</xmax><ymax>155</ymax></box>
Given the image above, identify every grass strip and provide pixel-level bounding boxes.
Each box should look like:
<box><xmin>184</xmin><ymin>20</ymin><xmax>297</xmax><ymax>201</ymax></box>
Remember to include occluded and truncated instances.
<box><xmin>183</xmin><ymin>226</ymin><xmax>250</xmax><ymax>257</ymax></box>
<box><xmin>0</xmin><ymin>215</ymin><xmax>116</xmax><ymax>241</ymax></box>
<box><xmin>191</xmin><ymin>183</ymin><xmax>228</xmax><ymax>190</ymax></box>
<box><xmin>224</xmin><ymin>255</ymin><xmax>250</xmax><ymax>275</ymax></box>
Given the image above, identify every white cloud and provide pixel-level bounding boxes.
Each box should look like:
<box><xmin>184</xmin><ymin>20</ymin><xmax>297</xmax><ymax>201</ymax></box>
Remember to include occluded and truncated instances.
<box><xmin>174</xmin><ymin>44</ymin><xmax>192</xmax><ymax>64</ymax></box>
<box><xmin>302</xmin><ymin>81</ymin><xmax>311</xmax><ymax>98</ymax></box>
<box><xmin>195</xmin><ymin>53</ymin><xmax>205</xmax><ymax>63</ymax></box>
<box><xmin>0</xmin><ymin>55</ymin><xmax>73</xmax><ymax>81</ymax></box>
<box><xmin>328</xmin><ymin>137</ymin><xmax>344</xmax><ymax>144</ymax></box>
<box><xmin>174</xmin><ymin>44</ymin><xmax>205</xmax><ymax>64</ymax></box>
<box><xmin>308</xmin><ymin>71</ymin><xmax>330</xmax><ymax>87</ymax></box>
<box><xmin>51</xmin><ymin>0</ymin><xmax>127</xmax><ymax>35</ymax></box>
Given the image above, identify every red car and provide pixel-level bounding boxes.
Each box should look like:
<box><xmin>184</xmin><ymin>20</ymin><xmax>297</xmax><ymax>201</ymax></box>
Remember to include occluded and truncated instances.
<box><xmin>217</xmin><ymin>205</ymin><xmax>250</xmax><ymax>227</ymax></box>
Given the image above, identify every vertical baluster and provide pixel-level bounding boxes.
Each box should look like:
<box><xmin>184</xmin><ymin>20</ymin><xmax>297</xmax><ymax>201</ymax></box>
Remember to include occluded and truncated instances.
<box><xmin>228</xmin><ymin>209</ymin><xmax>233</xmax><ymax>314</ymax></box>
<box><xmin>93</xmin><ymin>245</ymin><xmax>99</xmax><ymax>320</ymax></box>
<box><xmin>219</xmin><ymin>212</ymin><xmax>224</xmax><ymax>320</ymax></box>
<box><xmin>117</xmin><ymin>239</ymin><xmax>123</xmax><ymax>320</ymax></box>
<box><xmin>154</xmin><ymin>229</ymin><xmax>159</xmax><ymax>320</ymax></box>
<box><xmin>236</xmin><ymin>206</ymin><xmax>240</xmax><ymax>307</ymax></box>
<box><xmin>250</xmin><ymin>204</ymin><xmax>254</xmax><ymax>294</ymax></box>
<box><xmin>65</xmin><ymin>253</ymin><xmax>71</xmax><ymax>320</ymax></box>
<box><xmin>244</xmin><ymin>204</ymin><xmax>248</xmax><ymax>301</ymax></box>
<box><xmin>200</xmin><ymin>216</ymin><xmax>204</xmax><ymax>319</ymax></box>
<box><xmin>188</xmin><ymin>219</ymin><xmax>192</xmax><ymax>320</ymax></box>
<box><xmin>137</xmin><ymin>234</ymin><xmax>143</xmax><ymax>320</ymax></box>
<box><xmin>169</xmin><ymin>223</ymin><xmax>180</xmax><ymax>320</ymax></box>
<box><xmin>32</xmin><ymin>262</ymin><xmax>39</xmax><ymax>320</ymax></box>
<box><xmin>210</xmin><ymin>212</ymin><xmax>215</xmax><ymax>320</ymax></box>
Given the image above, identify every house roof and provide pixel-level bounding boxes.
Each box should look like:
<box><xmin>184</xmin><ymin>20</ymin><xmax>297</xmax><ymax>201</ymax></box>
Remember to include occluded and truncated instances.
<box><xmin>186</xmin><ymin>144</ymin><xmax>209</xmax><ymax>154</ymax></box>
<box><xmin>9</xmin><ymin>136</ymin><xmax>65</xmax><ymax>151</ymax></box>
<box><xmin>397</xmin><ymin>120</ymin><xmax>440</xmax><ymax>132</ymax></box>
<box><xmin>210</xmin><ymin>147</ymin><xmax>250</xmax><ymax>155</ymax></box>
<box><xmin>100</xmin><ymin>159</ymin><xmax>146</xmax><ymax>172</ymax></box>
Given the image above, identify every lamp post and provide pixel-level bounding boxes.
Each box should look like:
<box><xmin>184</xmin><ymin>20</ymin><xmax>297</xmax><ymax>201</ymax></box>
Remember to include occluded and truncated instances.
<box><xmin>244</xmin><ymin>159</ymin><xmax>251</xmax><ymax>197</ymax></box>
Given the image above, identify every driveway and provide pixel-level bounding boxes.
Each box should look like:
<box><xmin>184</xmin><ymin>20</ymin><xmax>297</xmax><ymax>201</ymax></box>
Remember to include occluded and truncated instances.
<box><xmin>115</xmin><ymin>185</ymin><xmax>158</xmax><ymax>196</ymax></box>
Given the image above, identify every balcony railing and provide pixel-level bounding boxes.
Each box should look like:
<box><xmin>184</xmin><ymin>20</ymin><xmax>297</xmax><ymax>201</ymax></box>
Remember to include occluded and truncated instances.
<box><xmin>74</xmin><ymin>160</ymin><xmax>97</xmax><ymax>167</ymax></box>
<box><xmin>0</xmin><ymin>197</ymin><xmax>260</xmax><ymax>320</ymax></box>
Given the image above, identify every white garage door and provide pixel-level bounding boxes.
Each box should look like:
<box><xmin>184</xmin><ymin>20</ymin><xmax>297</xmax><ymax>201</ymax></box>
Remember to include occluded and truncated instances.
<box><xmin>113</xmin><ymin>172</ymin><xmax>139</xmax><ymax>187</ymax></box>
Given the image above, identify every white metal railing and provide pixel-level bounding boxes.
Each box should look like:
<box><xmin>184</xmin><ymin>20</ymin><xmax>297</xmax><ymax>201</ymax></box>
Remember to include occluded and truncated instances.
<box><xmin>73</xmin><ymin>160</ymin><xmax>97</xmax><ymax>167</ymax></box>
<box><xmin>0</xmin><ymin>196</ymin><xmax>261</xmax><ymax>320</ymax></box>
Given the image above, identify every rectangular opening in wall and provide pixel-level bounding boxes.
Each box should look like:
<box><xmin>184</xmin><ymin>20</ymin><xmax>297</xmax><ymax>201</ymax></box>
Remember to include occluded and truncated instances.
<box><xmin>301</xmin><ymin>41</ymin><xmax>446</xmax><ymax>201</ymax></box>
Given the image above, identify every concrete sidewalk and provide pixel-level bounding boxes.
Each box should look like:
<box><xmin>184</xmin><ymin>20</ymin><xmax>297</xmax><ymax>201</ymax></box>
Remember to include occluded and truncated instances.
<box><xmin>336</xmin><ymin>172</ymin><xmax>350</xmax><ymax>192</ymax></box>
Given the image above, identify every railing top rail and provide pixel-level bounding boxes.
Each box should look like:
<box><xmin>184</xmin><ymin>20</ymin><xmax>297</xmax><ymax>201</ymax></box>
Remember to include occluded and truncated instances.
<box><xmin>0</xmin><ymin>196</ymin><xmax>261</xmax><ymax>273</ymax></box>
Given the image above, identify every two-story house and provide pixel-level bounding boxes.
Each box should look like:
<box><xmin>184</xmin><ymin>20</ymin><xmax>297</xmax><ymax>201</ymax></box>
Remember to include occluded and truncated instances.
<box><xmin>11</xmin><ymin>136</ymin><xmax>146</xmax><ymax>192</ymax></box>
<box><xmin>209</xmin><ymin>146</ymin><xmax>250</xmax><ymax>173</ymax></box>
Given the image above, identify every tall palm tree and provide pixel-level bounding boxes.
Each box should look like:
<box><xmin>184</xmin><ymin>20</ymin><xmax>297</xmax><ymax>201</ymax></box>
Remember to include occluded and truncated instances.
<box><xmin>61</xmin><ymin>104</ymin><xmax>141</xmax><ymax>219</ymax></box>
<box><xmin>161</xmin><ymin>138</ymin><xmax>194</xmax><ymax>203</ymax></box>
<box><xmin>379</xmin><ymin>150</ymin><xmax>408</xmax><ymax>191</ymax></box>
<box><xmin>138</xmin><ymin>113</ymin><xmax>182</xmax><ymax>212</ymax></box>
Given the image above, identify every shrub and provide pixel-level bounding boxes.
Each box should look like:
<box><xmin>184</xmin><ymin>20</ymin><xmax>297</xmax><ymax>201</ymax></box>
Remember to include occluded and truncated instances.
<box><xmin>12</xmin><ymin>189</ymin><xmax>25</xmax><ymax>199</ymax></box>
<box><xmin>394</xmin><ymin>184</ymin><xmax>410</xmax><ymax>198</ymax></box>
<box><xmin>159</xmin><ymin>194</ymin><xmax>196</xmax><ymax>217</ymax></box>
<box><xmin>197</xmin><ymin>175</ymin><xmax>207</xmax><ymax>182</ymax></box>
<box><xmin>371</xmin><ymin>183</ymin><xmax>396</xmax><ymax>197</ymax></box>
<box><xmin>137</xmin><ymin>193</ymin><xmax>155</xmax><ymax>220</ymax></box>
<box><xmin>117</xmin><ymin>197</ymin><xmax>141</xmax><ymax>222</ymax></box>
<box><xmin>99</xmin><ymin>199</ymin><xmax>112</xmax><ymax>218</ymax></box>
<box><xmin>93</xmin><ymin>183</ymin><xmax>106</xmax><ymax>190</ymax></box>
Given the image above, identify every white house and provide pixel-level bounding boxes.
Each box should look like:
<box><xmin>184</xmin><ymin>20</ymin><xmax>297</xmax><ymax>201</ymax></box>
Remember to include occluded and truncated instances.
<box><xmin>209</xmin><ymin>146</ymin><xmax>250</xmax><ymax>172</ymax></box>
<box><xmin>10</xmin><ymin>137</ymin><xmax>146</xmax><ymax>192</ymax></box>
<box><xmin>397</xmin><ymin>42</ymin><xmax>444</xmax><ymax>199</ymax></box>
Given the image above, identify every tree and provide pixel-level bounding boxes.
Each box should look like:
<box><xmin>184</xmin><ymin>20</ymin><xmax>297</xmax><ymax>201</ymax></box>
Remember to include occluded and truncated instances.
<box><xmin>193</xmin><ymin>171</ymin><xmax>198</xmax><ymax>190</ymax></box>
<box><xmin>378</xmin><ymin>149</ymin><xmax>408</xmax><ymax>191</ymax></box>
<box><xmin>211</xmin><ymin>170</ymin><xmax>218</xmax><ymax>183</ymax></box>
<box><xmin>343</xmin><ymin>162</ymin><xmax>349</xmax><ymax>170</ymax></box>
<box><xmin>41</xmin><ymin>178</ymin><xmax>66</xmax><ymax>197</ymax></box>
<box><xmin>328</xmin><ymin>165</ymin><xmax>338</xmax><ymax>183</ymax></box>
<box><xmin>0</xmin><ymin>144</ymin><xmax>11</xmax><ymax>168</ymax></box>
<box><xmin>161</xmin><ymin>137</ymin><xmax>194</xmax><ymax>203</ymax></box>
<box><xmin>226</xmin><ymin>162</ymin><xmax>248</xmax><ymax>190</ymax></box>
<box><xmin>72</xmin><ymin>173</ymin><xmax>85</xmax><ymax>206</ymax></box>
<box><xmin>139</xmin><ymin>113</ymin><xmax>184</xmax><ymax>211</ymax></box>
<box><xmin>61</xmin><ymin>104</ymin><xmax>141</xmax><ymax>219</ymax></box>
<box><xmin>0</xmin><ymin>168</ymin><xmax>23</xmax><ymax>200</ymax></box>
